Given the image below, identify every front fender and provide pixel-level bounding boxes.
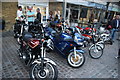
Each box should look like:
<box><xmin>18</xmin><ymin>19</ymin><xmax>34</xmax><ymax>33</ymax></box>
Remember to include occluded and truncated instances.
<box><xmin>69</xmin><ymin>49</ymin><xmax>84</xmax><ymax>54</ymax></box>
<box><xmin>31</xmin><ymin>58</ymin><xmax>57</xmax><ymax>66</ymax></box>
<box><xmin>89</xmin><ymin>44</ymin><xmax>101</xmax><ymax>50</ymax></box>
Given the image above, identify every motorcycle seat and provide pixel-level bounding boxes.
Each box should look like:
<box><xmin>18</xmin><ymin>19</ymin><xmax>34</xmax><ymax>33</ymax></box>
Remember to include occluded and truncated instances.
<box><xmin>23</xmin><ymin>32</ymin><xmax>33</xmax><ymax>42</ymax></box>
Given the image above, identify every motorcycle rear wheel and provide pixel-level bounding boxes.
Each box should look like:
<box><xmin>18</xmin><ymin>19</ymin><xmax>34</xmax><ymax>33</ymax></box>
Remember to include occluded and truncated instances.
<box><xmin>67</xmin><ymin>52</ymin><xmax>85</xmax><ymax>68</ymax></box>
<box><xmin>30</xmin><ymin>62</ymin><xmax>58</xmax><ymax>80</ymax></box>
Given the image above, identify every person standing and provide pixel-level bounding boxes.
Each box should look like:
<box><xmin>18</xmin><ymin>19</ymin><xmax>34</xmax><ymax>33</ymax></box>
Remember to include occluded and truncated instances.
<box><xmin>110</xmin><ymin>15</ymin><xmax>120</xmax><ymax>42</ymax></box>
<box><xmin>27</xmin><ymin>6</ymin><xmax>35</xmax><ymax>32</ymax></box>
<box><xmin>16</xmin><ymin>6</ymin><xmax>23</xmax><ymax>21</ymax></box>
<box><xmin>49</xmin><ymin>11</ymin><xmax>54</xmax><ymax>21</ymax></box>
<box><xmin>36</xmin><ymin>8</ymin><xmax>41</xmax><ymax>23</ymax></box>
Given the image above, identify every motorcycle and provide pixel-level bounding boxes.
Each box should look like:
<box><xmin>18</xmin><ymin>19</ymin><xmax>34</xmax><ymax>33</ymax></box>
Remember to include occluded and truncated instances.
<box><xmin>16</xmin><ymin>19</ymin><xmax>43</xmax><ymax>45</ymax></box>
<box><xmin>98</xmin><ymin>25</ymin><xmax>113</xmax><ymax>45</ymax></box>
<box><xmin>17</xmin><ymin>23</ymin><xmax>58</xmax><ymax>80</ymax></box>
<box><xmin>44</xmin><ymin>26</ymin><xmax>85</xmax><ymax>68</ymax></box>
<box><xmin>13</xmin><ymin>20</ymin><xmax>25</xmax><ymax>38</ymax></box>
<box><xmin>75</xmin><ymin>26</ymin><xmax>104</xmax><ymax>59</ymax></box>
<box><xmin>76</xmin><ymin>26</ymin><xmax>105</xmax><ymax>49</ymax></box>
<box><xmin>13</xmin><ymin>15</ymin><xmax>27</xmax><ymax>38</ymax></box>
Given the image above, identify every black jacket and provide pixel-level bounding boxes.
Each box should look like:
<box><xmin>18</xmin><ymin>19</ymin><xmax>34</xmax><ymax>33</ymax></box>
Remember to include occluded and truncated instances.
<box><xmin>36</xmin><ymin>12</ymin><xmax>41</xmax><ymax>23</ymax></box>
<box><xmin>111</xmin><ymin>19</ymin><xmax>120</xmax><ymax>29</ymax></box>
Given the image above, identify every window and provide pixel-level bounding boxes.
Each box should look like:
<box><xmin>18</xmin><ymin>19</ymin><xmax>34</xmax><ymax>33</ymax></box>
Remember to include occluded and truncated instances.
<box><xmin>105</xmin><ymin>12</ymin><xmax>109</xmax><ymax>19</ymax></box>
<box><xmin>94</xmin><ymin>9</ymin><xmax>99</xmax><ymax>19</ymax></box>
<box><xmin>80</xmin><ymin>8</ymin><xmax>88</xmax><ymax>18</ymax></box>
<box><xmin>108</xmin><ymin>11</ymin><xmax>115</xmax><ymax>20</ymax></box>
<box><xmin>70</xmin><ymin>9</ymin><xmax>79</xmax><ymax>22</ymax></box>
<box><xmin>66</xmin><ymin>10</ymin><xmax>68</xmax><ymax>18</ymax></box>
<box><xmin>71</xmin><ymin>9</ymin><xmax>78</xmax><ymax>19</ymax></box>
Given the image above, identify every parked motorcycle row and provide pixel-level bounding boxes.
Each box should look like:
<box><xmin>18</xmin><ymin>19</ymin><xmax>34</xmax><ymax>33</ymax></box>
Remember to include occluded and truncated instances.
<box><xmin>13</xmin><ymin>18</ymin><xmax>112</xmax><ymax>80</ymax></box>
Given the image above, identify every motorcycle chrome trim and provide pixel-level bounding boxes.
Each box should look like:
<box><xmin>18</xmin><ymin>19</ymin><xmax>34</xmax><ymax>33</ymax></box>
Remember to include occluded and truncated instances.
<box><xmin>89</xmin><ymin>43</ymin><xmax>101</xmax><ymax>51</ymax></box>
<box><xmin>32</xmin><ymin>58</ymin><xmax>57</xmax><ymax>66</ymax></box>
<box><xmin>69</xmin><ymin>49</ymin><xmax>84</xmax><ymax>54</ymax></box>
<box><xmin>74</xmin><ymin>47</ymin><xmax>77</xmax><ymax>59</ymax></box>
<box><xmin>27</xmin><ymin>52</ymin><xmax>32</xmax><ymax>66</ymax></box>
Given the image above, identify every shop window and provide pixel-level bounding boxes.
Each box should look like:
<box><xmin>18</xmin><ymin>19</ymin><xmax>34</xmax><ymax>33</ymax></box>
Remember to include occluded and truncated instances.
<box><xmin>94</xmin><ymin>9</ymin><xmax>99</xmax><ymax>19</ymax></box>
<box><xmin>116</xmin><ymin>12</ymin><xmax>120</xmax><ymax>15</ymax></box>
<box><xmin>70</xmin><ymin>9</ymin><xmax>79</xmax><ymax>22</ymax></box>
<box><xmin>71</xmin><ymin>9</ymin><xmax>78</xmax><ymax>19</ymax></box>
<box><xmin>66</xmin><ymin>10</ymin><xmax>68</xmax><ymax>18</ymax></box>
<box><xmin>105</xmin><ymin>12</ymin><xmax>109</xmax><ymax>19</ymax></box>
<box><xmin>43</xmin><ymin>16</ymin><xmax>46</xmax><ymax>21</ymax></box>
<box><xmin>108</xmin><ymin>11</ymin><xmax>115</xmax><ymax>20</ymax></box>
<box><xmin>80</xmin><ymin>8</ymin><xmax>88</xmax><ymax>18</ymax></box>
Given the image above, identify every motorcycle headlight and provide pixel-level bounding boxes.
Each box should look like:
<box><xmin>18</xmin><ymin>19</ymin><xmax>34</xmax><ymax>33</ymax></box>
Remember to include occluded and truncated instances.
<box><xmin>77</xmin><ymin>40</ymin><xmax>83</xmax><ymax>45</ymax></box>
<box><xmin>78</xmin><ymin>42</ymin><xmax>83</xmax><ymax>45</ymax></box>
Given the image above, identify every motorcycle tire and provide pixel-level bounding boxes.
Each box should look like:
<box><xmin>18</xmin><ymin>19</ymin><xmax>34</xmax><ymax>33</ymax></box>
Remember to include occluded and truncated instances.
<box><xmin>67</xmin><ymin>52</ymin><xmax>85</xmax><ymax>68</ymax></box>
<box><xmin>14</xmin><ymin>33</ymin><xmax>18</xmax><ymax>38</ymax></box>
<box><xmin>13</xmin><ymin>25</ymin><xmax>19</xmax><ymax>38</ymax></box>
<box><xmin>16</xmin><ymin>37</ymin><xmax>21</xmax><ymax>45</ymax></box>
<box><xmin>89</xmin><ymin>44</ymin><xmax>103</xmax><ymax>59</ymax></box>
<box><xmin>109</xmin><ymin>40</ymin><xmax>113</xmax><ymax>45</ymax></box>
<box><xmin>30</xmin><ymin>62</ymin><xmax>58</xmax><ymax>80</ymax></box>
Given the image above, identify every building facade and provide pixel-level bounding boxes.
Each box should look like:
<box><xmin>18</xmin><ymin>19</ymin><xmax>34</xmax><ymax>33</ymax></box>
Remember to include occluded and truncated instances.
<box><xmin>1</xmin><ymin>0</ymin><xmax>120</xmax><ymax>30</ymax></box>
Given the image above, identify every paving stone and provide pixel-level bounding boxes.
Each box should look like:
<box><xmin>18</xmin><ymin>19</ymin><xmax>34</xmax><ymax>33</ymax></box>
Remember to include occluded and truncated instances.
<box><xmin>2</xmin><ymin>30</ymin><xmax>119</xmax><ymax>79</ymax></box>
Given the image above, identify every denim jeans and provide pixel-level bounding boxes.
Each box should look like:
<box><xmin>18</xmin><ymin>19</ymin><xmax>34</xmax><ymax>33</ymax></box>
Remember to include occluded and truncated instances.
<box><xmin>110</xmin><ymin>28</ymin><xmax>118</xmax><ymax>40</ymax></box>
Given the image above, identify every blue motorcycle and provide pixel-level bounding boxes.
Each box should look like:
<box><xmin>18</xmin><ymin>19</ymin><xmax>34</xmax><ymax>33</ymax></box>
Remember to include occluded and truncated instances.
<box><xmin>44</xmin><ymin>27</ymin><xmax>85</xmax><ymax>68</ymax></box>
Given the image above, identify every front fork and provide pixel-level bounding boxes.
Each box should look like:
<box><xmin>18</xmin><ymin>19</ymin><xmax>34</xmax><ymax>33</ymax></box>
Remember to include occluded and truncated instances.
<box><xmin>41</xmin><ymin>43</ymin><xmax>45</xmax><ymax>73</ymax></box>
<box><xmin>74</xmin><ymin>47</ymin><xmax>77</xmax><ymax>59</ymax></box>
<box><xmin>93</xmin><ymin>44</ymin><xmax>98</xmax><ymax>52</ymax></box>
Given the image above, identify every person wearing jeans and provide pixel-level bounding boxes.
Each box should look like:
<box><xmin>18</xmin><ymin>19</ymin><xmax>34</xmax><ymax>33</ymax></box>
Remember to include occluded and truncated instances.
<box><xmin>110</xmin><ymin>15</ymin><xmax>120</xmax><ymax>41</ymax></box>
<box><xmin>111</xmin><ymin>28</ymin><xmax>119</xmax><ymax>40</ymax></box>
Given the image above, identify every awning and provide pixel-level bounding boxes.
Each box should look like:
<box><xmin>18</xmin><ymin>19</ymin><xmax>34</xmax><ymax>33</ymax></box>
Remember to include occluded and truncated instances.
<box><xmin>18</xmin><ymin>0</ymin><xmax>49</xmax><ymax>7</ymax></box>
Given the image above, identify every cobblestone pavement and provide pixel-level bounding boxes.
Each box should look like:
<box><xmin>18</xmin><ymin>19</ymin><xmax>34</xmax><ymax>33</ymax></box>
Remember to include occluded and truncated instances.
<box><xmin>2</xmin><ymin>30</ymin><xmax>119</xmax><ymax>79</ymax></box>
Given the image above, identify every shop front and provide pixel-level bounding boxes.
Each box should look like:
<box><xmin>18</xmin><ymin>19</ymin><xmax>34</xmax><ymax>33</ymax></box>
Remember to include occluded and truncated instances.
<box><xmin>65</xmin><ymin>2</ymin><xmax>106</xmax><ymax>27</ymax></box>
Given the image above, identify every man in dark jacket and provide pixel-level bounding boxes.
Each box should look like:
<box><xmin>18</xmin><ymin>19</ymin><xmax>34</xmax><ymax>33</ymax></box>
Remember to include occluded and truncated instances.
<box><xmin>110</xmin><ymin>15</ymin><xmax>120</xmax><ymax>41</ymax></box>
<box><xmin>36</xmin><ymin>8</ymin><xmax>41</xmax><ymax>23</ymax></box>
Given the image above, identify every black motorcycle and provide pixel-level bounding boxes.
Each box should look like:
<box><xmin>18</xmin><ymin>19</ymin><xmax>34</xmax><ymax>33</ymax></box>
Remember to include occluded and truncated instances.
<box><xmin>13</xmin><ymin>15</ymin><xmax>27</xmax><ymax>38</ymax></box>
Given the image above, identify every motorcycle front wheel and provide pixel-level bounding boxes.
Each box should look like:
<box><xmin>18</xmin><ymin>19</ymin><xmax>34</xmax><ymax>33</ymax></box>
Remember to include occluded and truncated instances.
<box><xmin>14</xmin><ymin>33</ymin><xmax>18</xmax><ymax>38</ymax></box>
<box><xmin>89</xmin><ymin>44</ymin><xmax>103</xmax><ymax>59</ymax></box>
<box><xmin>16</xmin><ymin>37</ymin><xmax>21</xmax><ymax>45</ymax></box>
<box><xmin>30</xmin><ymin>62</ymin><xmax>58</xmax><ymax>80</ymax></box>
<box><xmin>67</xmin><ymin>52</ymin><xmax>85</xmax><ymax>68</ymax></box>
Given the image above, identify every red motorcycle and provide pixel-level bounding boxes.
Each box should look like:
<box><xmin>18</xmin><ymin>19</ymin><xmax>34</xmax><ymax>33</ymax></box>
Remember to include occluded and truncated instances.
<box><xmin>76</xmin><ymin>26</ymin><xmax>105</xmax><ymax>50</ymax></box>
<box><xmin>76</xmin><ymin>26</ymin><xmax>96</xmax><ymax>40</ymax></box>
<box><xmin>18</xmin><ymin>24</ymin><xmax>58</xmax><ymax>79</ymax></box>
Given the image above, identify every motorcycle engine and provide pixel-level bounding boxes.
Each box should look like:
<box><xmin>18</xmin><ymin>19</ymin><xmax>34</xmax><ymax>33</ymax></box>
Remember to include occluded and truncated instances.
<box><xmin>20</xmin><ymin>46</ymin><xmax>32</xmax><ymax>65</ymax></box>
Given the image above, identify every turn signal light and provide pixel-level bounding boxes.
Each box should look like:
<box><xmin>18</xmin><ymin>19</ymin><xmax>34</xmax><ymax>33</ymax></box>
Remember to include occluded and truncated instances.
<box><xmin>41</xmin><ymin>39</ymin><xmax>45</xmax><ymax>42</ymax></box>
<box><xmin>70</xmin><ymin>44</ymin><xmax>73</xmax><ymax>46</ymax></box>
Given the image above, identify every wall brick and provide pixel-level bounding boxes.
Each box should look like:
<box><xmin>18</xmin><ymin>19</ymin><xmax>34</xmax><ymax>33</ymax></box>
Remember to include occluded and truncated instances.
<box><xmin>0</xmin><ymin>2</ymin><xmax>2</xmax><ymax>18</ymax></box>
<box><xmin>49</xmin><ymin>2</ymin><xmax>63</xmax><ymax>16</ymax></box>
<box><xmin>2</xmin><ymin>2</ymin><xmax>18</xmax><ymax>30</ymax></box>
